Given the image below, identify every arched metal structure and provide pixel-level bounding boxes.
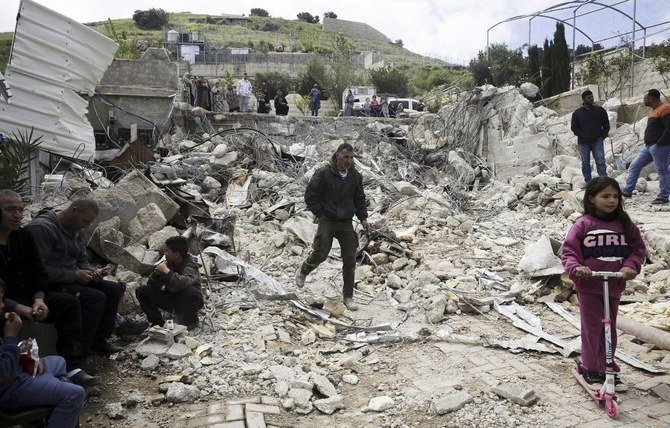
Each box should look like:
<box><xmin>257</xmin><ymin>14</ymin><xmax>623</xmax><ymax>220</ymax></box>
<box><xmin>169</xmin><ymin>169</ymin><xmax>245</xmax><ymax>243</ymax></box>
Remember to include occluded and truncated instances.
<box><xmin>486</xmin><ymin>0</ymin><xmax>670</xmax><ymax>97</ymax></box>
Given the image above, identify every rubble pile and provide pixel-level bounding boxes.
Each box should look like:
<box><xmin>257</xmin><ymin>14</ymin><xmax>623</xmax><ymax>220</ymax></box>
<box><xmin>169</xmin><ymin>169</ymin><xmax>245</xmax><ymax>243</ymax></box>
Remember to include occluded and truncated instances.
<box><xmin>27</xmin><ymin>83</ymin><xmax>670</xmax><ymax>425</ymax></box>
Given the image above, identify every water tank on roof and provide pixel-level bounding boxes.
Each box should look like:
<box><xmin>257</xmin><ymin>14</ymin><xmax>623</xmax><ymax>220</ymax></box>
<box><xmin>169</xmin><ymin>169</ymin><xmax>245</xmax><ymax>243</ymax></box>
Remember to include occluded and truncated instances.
<box><xmin>167</xmin><ymin>30</ymin><xmax>179</xmax><ymax>43</ymax></box>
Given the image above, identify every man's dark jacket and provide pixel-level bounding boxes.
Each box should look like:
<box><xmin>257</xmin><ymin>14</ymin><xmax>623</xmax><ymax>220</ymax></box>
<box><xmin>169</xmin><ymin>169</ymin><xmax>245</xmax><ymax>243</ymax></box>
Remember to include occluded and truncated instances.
<box><xmin>571</xmin><ymin>104</ymin><xmax>610</xmax><ymax>145</ymax></box>
<box><xmin>305</xmin><ymin>161</ymin><xmax>368</xmax><ymax>221</ymax></box>
<box><xmin>0</xmin><ymin>228</ymin><xmax>48</xmax><ymax>302</ymax></box>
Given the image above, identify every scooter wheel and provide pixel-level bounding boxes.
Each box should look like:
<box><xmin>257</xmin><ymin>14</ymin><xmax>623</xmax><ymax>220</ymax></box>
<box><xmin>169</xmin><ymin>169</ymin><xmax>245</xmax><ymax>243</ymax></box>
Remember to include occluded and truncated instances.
<box><xmin>605</xmin><ymin>396</ymin><xmax>618</xmax><ymax>419</ymax></box>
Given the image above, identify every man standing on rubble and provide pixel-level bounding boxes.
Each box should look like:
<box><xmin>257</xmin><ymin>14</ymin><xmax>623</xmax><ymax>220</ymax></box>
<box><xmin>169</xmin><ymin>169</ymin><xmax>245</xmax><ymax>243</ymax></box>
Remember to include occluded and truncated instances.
<box><xmin>0</xmin><ymin>190</ymin><xmax>95</xmax><ymax>387</ymax></box>
<box><xmin>26</xmin><ymin>199</ymin><xmax>126</xmax><ymax>359</ymax></box>
<box><xmin>236</xmin><ymin>73</ymin><xmax>253</xmax><ymax>113</ymax></box>
<box><xmin>621</xmin><ymin>89</ymin><xmax>670</xmax><ymax>205</ymax></box>
<box><xmin>295</xmin><ymin>143</ymin><xmax>370</xmax><ymax>311</ymax></box>
<box><xmin>571</xmin><ymin>89</ymin><xmax>610</xmax><ymax>183</ymax></box>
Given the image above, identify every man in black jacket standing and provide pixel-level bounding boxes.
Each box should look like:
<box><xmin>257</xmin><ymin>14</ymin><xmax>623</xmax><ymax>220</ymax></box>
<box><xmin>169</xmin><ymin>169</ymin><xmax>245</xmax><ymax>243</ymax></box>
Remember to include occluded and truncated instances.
<box><xmin>571</xmin><ymin>89</ymin><xmax>610</xmax><ymax>183</ymax></box>
<box><xmin>295</xmin><ymin>143</ymin><xmax>370</xmax><ymax>311</ymax></box>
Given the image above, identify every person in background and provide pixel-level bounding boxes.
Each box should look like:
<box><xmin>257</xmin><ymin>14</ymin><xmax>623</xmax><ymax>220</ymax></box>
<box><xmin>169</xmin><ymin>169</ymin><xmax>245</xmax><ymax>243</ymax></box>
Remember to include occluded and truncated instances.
<box><xmin>257</xmin><ymin>88</ymin><xmax>271</xmax><ymax>114</ymax></box>
<box><xmin>363</xmin><ymin>97</ymin><xmax>371</xmax><ymax>117</ymax></box>
<box><xmin>570</xmin><ymin>89</ymin><xmax>610</xmax><ymax>184</ymax></box>
<box><xmin>561</xmin><ymin>177</ymin><xmax>645</xmax><ymax>393</ymax></box>
<box><xmin>0</xmin><ymin>278</ymin><xmax>86</xmax><ymax>428</ymax></box>
<box><xmin>309</xmin><ymin>84</ymin><xmax>321</xmax><ymax>116</ymax></box>
<box><xmin>0</xmin><ymin>190</ymin><xmax>94</xmax><ymax>387</ymax></box>
<box><xmin>135</xmin><ymin>236</ymin><xmax>203</xmax><ymax>331</ymax></box>
<box><xmin>343</xmin><ymin>90</ymin><xmax>355</xmax><ymax>117</ymax></box>
<box><xmin>370</xmin><ymin>95</ymin><xmax>380</xmax><ymax>117</ymax></box>
<box><xmin>226</xmin><ymin>85</ymin><xmax>240</xmax><ymax>113</ymax></box>
<box><xmin>210</xmin><ymin>81</ymin><xmax>225</xmax><ymax>112</ymax></box>
<box><xmin>381</xmin><ymin>96</ymin><xmax>390</xmax><ymax>118</ymax></box>
<box><xmin>236</xmin><ymin>73</ymin><xmax>253</xmax><ymax>113</ymax></box>
<box><xmin>274</xmin><ymin>90</ymin><xmax>289</xmax><ymax>116</ymax></box>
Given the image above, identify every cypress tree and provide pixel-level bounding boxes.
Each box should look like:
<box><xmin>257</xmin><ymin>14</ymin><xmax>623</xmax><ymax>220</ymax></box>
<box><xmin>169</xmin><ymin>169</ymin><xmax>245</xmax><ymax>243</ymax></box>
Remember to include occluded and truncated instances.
<box><xmin>528</xmin><ymin>45</ymin><xmax>542</xmax><ymax>88</ymax></box>
<box><xmin>541</xmin><ymin>39</ymin><xmax>553</xmax><ymax>97</ymax></box>
<box><xmin>551</xmin><ymin>22</ymin><xmax>570</xmax><ymax>94</ymax></box>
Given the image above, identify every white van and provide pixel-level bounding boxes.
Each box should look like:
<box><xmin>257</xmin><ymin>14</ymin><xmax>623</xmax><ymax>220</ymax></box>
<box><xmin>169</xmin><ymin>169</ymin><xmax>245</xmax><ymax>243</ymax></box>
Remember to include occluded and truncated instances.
<box><xmin>388</xmin><ymin>98</ymin><xmax>425</xmax><ymax>115</ymax></box>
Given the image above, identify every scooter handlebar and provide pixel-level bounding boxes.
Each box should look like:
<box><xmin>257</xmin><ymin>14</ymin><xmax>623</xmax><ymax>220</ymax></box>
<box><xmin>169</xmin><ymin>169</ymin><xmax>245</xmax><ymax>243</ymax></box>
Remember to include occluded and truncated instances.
<box><xmin>590</xmin><ymin>271</ymin><xmax>623</xmax><ymax>279</ymax></box>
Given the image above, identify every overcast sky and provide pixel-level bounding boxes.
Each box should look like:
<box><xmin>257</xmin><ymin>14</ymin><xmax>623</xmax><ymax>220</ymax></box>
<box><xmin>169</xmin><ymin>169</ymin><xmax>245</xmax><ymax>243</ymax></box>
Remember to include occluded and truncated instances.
<box><xmin>2</xmin><ymin>0</ymin><xmax>669</xmax><ymax>64</ymax></box>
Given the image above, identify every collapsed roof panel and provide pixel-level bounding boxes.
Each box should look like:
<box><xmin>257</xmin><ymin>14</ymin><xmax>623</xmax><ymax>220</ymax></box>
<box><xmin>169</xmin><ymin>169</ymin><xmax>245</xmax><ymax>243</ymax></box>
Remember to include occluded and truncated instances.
<box><xmin>0</xmin><ymin>0</ymin><xmax>118</xmax><ymax>160</ymax></box>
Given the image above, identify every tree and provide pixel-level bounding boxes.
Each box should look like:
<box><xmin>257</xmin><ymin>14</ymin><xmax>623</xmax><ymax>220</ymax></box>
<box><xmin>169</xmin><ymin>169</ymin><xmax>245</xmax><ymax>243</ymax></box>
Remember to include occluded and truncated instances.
<box><xmin>470</xmin><ymin>44</ymin><xmax>526</xmax><ymax>87</ymax></box>
<box><xmin>328</xmin><ymin>34</ymin><xmax>362</xmax><ymax>108</ymax></box>
<box><xmin>575</xmin><ymin>48</ymin><xmax>632</xmax><ymax>99</ymax></box>
<box><xmin>469</xmin><ymin>59</ymin><xmax>492</xmax><ymax>85</ymax></box>
<box><xmin>394</xmin><ymin>39</ymin><xmax>404</xmax><ymax>48</ymax></box>
<box><xmin>651</xmin><ymin>40</ymin><xmax>670</xmax><ymax>88</ymax></box>
<box><xmin>253</xmin><ymin>71</ymin><xmax>295</xmax><ymax>98</ymax></box>
<box><xmin>105</xmin><ymin>19</ymin><xmax>141</xmax><ymax>59</ymax></box>
<box><xmin>369</xmin><ymin>66</ymin><xmax>409</xmax><ymax>97</ymax></box>
<box><xmin>408</xmin><ymin>65</ymin><xmax>464</xmax><ymax>95</ymax></box>
<box><xmin>250</xmin><ymin>8</ymin><xmax>270</xmax><ymax>17</ymax></box>
<box><xmin>324</xmin><ymin>11</ymin><xmax>337</xmax><ymax>19</ymax></box>
<box><xmin>296</xmin><ymin>56</ymin><xmax>330</xmax><ymax>99</ymax></box>
<box><xmin>541</xmin><ymin>38</ymin><xmax>553</xmax><ymax>97</ymax></box>
<box><xmin>551</xmin><ymin>22</ymin><xmax>570</xmax><ymax>95</ymax></box>
<box><xmin>297</xmin><ymin>12</ymin><xmax>320</xmax><ymax>24</ymax></box>
<box><xmin>575</xmin><ymin>43</ymin><xmax>604</xmax><ymax>56</ymax></box>
<box><xmin>527</xmin><ymin>44</ymin><xmax>542</xmax><ymax>88</ymax></box>
<box><xmin>132</xmin><ymin>8</ymin><xmax>169</xmax><ymax>30</ymax></box>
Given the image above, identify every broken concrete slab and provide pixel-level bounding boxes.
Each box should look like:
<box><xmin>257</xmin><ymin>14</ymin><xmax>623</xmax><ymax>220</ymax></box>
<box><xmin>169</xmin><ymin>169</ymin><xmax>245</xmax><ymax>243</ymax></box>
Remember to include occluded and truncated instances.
<box><xmin>491</xmin><ymin>383</ymin><xmax>538</xmax><ymax>406</ymax></box>
<box><xmin>432</xmin><ymin>391</ymin><xmax>473</xmax><ymax>414</ymax></box>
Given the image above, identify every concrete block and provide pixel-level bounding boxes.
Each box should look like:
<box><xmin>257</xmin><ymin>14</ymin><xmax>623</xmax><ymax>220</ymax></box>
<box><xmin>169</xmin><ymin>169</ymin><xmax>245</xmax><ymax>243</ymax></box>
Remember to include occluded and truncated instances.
<box><xmin>226</xmin><ymin>404</ymin><xmax>244</xmax><ymax>421</ymax></box>
<box><xmin>245</xmin><ymin>403</ymin><xmax>280</xmax><ymax>414</ymax></box>
<box><xmin>245</xmin><ymin>411</ymin><xmax>267</xmax><ymax>428</ymax></box>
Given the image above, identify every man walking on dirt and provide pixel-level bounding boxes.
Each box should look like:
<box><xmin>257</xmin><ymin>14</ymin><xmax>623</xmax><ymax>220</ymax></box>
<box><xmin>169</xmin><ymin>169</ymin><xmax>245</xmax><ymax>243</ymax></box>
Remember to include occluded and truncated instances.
<box><xmin>571</xmin><ymin>89</ymin><xmax>610</xmax><ymax>183</ymax></box>
<box><xmin>295</xmin><ymin>143</ymin><xmax>370</xmax><ymax>311</ymax></box>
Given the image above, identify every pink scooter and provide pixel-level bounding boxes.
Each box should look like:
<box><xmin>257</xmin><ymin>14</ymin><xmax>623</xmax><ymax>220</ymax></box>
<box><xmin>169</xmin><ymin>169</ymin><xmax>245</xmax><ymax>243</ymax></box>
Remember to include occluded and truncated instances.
<box><xmin>572</xmin><ymin>271</ymin><xmax>622</xmax><ymax>419</ymax></box>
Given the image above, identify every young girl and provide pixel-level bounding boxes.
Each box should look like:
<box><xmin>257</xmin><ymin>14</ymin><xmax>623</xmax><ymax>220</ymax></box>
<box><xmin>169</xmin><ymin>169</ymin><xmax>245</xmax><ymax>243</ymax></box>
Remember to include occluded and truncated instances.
<box><xmin>561</xmin><ymin>177</ymin><xmax>646</xmax><ymax>392</ymax></box>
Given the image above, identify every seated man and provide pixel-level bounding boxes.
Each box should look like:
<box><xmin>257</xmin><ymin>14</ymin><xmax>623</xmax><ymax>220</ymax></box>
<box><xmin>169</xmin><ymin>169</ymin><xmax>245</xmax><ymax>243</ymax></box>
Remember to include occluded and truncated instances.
<box><xmin>27</xmin><ymin>199</ymin><xmax>125</xmax><ymax>357</ymax></box>
<box><xmin>1</xmin><ymin>279</ymin><xmax>85</xmax><ymax>428</ymax></box>
<box><xmin>0</xmin><ymin>190</ymin><xmax>95</xmax><ymax>387</ymax></box>
<box><xmin>136</xmin><ymin>236</ymin><xmax>203</xmax><ymax>330</ymax></box>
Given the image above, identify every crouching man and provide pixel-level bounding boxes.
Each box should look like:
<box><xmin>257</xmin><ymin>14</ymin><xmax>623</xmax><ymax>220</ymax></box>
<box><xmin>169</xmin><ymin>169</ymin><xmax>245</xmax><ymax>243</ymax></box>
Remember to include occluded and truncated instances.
<box><xmin>135</xmin><ymin>236</ymin><xmax>203</xmax><ymax>330</ymax></box>
<box><xmin>27</xmin><ymin>199</ymin><xmax>126</xmax><ymax>357</ymax></box>
<box><xmin>1</xmin><ymin>278</ymin><xmax>86</xmax><ymax>428</ymax></box>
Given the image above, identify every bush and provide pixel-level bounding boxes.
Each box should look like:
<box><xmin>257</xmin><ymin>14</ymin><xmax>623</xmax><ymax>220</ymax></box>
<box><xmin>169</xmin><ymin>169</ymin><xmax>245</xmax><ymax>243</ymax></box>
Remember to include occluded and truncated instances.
<box><xmin>132</xmin><ymin>8</ymin><xmax>169</xmax><ymax>30</ymax></box>
<box><xmin>250</xmin><ymin>8</ymin><xmax>270</xmax><ymax>17</ymax></box>
<box><xmin>369</xmin><ymin>65</ymin><xmax>409</xmax><ymax>97</ymax></box>
<box><xmin>253</xmin><ymin>71</ymin><xmax>295</xmax><ymax>98</ymax></box>
<box><xmin>297</xmin><ymin>12</ymin><xmax>320</xmax><ymax>24</ymax></box>
<box><xmin>324</xmin><ymin>12</ymin><xmax>337</xmax><ymax>19</ymax></box>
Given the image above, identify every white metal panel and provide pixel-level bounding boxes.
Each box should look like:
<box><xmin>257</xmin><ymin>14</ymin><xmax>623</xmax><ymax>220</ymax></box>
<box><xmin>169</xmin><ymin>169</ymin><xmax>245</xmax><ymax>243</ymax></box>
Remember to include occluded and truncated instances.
<box><xmin>0</xmin><ymin>0</ymin><xmax>118</xmax><ymax>160</ymax></box>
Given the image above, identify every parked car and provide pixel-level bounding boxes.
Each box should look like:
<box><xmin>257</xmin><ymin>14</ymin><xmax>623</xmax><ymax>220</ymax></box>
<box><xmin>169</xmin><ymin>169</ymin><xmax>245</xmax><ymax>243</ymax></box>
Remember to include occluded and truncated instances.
<box><xmin>388</xmin><ymin>98</ymin><xmax>425</xmax><ymax>117</ymax></box>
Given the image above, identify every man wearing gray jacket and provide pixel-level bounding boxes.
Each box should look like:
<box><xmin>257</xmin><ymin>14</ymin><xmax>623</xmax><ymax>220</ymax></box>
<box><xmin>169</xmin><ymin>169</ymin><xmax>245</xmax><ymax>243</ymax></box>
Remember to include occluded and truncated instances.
<box><xmin>27</xmin><ymin>199</ymin><xmax>125</xmax><ymax>357</ymax></box>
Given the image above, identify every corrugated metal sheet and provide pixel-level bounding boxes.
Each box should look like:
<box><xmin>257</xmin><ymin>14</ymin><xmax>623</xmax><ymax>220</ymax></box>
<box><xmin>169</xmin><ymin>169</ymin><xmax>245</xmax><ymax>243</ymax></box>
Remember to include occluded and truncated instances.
<box><xmin>0</xmin><ymin>0</ymin><xmax>118</xmax><ymax>160</ymax></box>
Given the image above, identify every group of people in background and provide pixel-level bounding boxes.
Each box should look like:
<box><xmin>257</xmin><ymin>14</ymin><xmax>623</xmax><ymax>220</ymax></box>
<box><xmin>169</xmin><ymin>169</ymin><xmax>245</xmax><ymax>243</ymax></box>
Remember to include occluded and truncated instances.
<box><xmin>180</xmin><ymin>72</ymin><xmax>293</xmax><ymax>116</ymax></box>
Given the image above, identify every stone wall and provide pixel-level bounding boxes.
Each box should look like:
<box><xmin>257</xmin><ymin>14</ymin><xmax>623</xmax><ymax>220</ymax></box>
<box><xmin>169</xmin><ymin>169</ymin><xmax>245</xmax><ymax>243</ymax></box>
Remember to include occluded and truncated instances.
<box><xmin>322</xmin><ymin>17</ymin><xmax>390</xmax><ymax>43</ymax></box>
<box><xmin>190</xmin><ymin>53</ymin><xmax>314</xmax><ymax>79</ymax></box>
<box><xmin>90</xmin><ymin>48</ymin><xmax>178</xmax><ymax>133</ymax></box>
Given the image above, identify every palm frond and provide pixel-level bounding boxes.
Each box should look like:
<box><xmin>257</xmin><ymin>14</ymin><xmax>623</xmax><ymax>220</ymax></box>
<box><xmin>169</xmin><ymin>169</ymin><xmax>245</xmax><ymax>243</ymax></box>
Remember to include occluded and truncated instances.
<box><xmin>0</xmin><ymin>127</ymin><xmax>43</xmax><ymax>196</ymax></box>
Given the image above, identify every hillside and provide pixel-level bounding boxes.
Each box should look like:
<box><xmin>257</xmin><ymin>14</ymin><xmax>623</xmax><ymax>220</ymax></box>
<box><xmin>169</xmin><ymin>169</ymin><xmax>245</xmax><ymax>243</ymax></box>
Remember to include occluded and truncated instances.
<box><xmin>1</xmin><ymin>12</ymin><xmax>454</xmax><ymax>73</ymax></box>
